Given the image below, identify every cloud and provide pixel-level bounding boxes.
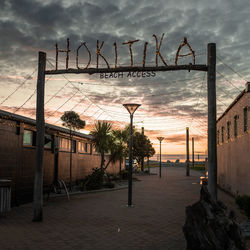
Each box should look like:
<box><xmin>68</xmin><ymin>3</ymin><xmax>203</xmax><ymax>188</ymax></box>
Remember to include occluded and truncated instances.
<box><xmin>1</xmin><ymin>0</ymin><xmax>250</xmax><ymax>154</ymax></box>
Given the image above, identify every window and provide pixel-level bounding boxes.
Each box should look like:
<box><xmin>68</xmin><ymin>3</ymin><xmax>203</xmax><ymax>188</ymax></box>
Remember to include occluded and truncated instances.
<box><xmin>44</xmin><ymin>134</ymin><xmax>52</xmax><ymax>149</ymax></box>
<box><xmin>59</xmin><ymin>138</ymin><xmax>76</xmax><ymax>152</ymax></box>
<box><xmin>78</xmin><ymin>141</ymin><xmax>88</xmax><ymax>153</ymax></box>
<box><xmin>72</xmin><ymin>140</ymin><xmax>76</xmax><ymax>153</ymax></box>
<box><xmin>221</xmin><ymin>126</ymin><xmax>224</xmax><ymax>143</ymax></box>
<box><xmin>234</xmin><ymin>115</ymin><xmax>239</xmax><ymax>137</ymax></box>
<box><xmin>59</xmin><ymin>138</ymin><xmax>70</xmax><ymax>151</ymax></box>
<box><xmin>23</xmin><ymin>130</ymin><xmax>33</xmax><ymax>146</ymax></box>
<box><xmin>92</xmin><ymin>145</ymin><xmax>99</xmax><ymax>154</ymax></box>
<box><xmin>227</xmin><ymin>121</ymin><xmax>231</xmax><ymax>140</ymax></box>
<box><xmin>244</xmin><ymin>107</ymin><xmax>248</xmax><ymax>132</ymax></box>
<box><xmin>217</xmin><ymin>130</ymin><xmax>220</xmax><ymax>144</ymax></box>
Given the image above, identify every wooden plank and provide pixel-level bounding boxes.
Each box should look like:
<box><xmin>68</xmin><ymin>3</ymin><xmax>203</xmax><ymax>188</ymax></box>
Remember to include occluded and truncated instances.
<box><xmin>45</xmin><ymin>64</ymin><xmax>208</xmax><ymax>75</ymax></box>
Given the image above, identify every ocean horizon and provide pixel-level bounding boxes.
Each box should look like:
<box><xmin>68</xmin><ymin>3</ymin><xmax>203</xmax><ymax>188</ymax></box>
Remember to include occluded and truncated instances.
<box><xmin>149</xmin><ymin>154</ymin><xmax>208</xmax><ymax>163</ymax></box>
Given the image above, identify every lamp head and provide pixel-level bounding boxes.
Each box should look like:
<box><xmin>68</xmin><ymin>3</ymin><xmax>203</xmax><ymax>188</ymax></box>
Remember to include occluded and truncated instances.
<box><xmin>123</xmin><ymin>103</ymin><xmax>141</xmax><ymax>115</ymax></box>
<box><xmin>157</xmin><ymin>137</ymin><xmax>164</xmax><ymax>142</ymax></box>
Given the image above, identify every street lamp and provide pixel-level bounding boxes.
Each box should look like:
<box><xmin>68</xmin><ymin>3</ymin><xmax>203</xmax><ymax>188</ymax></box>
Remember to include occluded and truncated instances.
<box><xmin>157</xmin><ymin>137</ymin><xmax>164</xmax><ymax>178</ymax></box>
<box><xmin>123</xmin><ymin>103</ymin><xmax>141</xmax><ymax>207</ymax></box>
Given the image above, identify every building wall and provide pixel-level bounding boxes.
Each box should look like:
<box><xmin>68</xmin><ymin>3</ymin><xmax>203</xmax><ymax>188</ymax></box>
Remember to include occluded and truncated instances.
<box><xmin>217</xmin><ymin>92</ymin><xmax>250</xmax><ymax>196</ymax></box>
<box><xmin>0</xmin><ymin>118</ymin><xmax>124</xmax><ymax>205</ymax></box>
<box><xmin>0</xmin><ymin>119</ymin><xmax>20</xmax><ymax>204</ymax></box>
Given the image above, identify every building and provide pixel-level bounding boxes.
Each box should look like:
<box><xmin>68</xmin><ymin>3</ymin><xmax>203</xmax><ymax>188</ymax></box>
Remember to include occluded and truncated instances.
<box><xmin>217</xmin><ymin>82</ymin><xmax>250</xmax><ymax>196</ymax></box>
<box><xmin>0</xmin><ymin>109</ymin><xmax>123</xmax><ymax>205</ymax></box>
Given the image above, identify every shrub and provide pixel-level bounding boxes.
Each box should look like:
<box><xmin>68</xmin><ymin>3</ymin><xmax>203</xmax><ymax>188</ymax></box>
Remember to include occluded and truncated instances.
<box><xmin>84</xmin><ymin>168</ymin><xmax>105</xmax><ymax>190</ymax></box>
<box><xmin>235</xmin><ymin>195</ymin><xmax>250</xmax><ymax>219</ymax></box>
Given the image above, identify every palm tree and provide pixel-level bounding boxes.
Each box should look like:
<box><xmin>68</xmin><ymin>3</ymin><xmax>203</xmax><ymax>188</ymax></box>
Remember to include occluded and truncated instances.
<box><xmin>90</xmin><ymin>121</ymin><xmax>113</xmax><ymax>170</ymax></box>
<box><xmin>106</xmin><ymin>129</ymin><xmax>128</xmax><ymax>173</ymax></box>
<box><xmin>61</xmin><ymin>111</ymin><xmax>85</xmax><ymax>190</ymax></box>
<box><xmin>102</xmin><ymin>129</ymin><xmax>127</xmax><ymax>172</ymax></box>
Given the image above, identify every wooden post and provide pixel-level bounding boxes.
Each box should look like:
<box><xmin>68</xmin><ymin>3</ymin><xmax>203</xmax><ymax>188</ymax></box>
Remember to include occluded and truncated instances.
<box><xmin>33</xmin><ymin>51</ymin><xmax>46</xmax><ymax>222</ymax></box>
<box><xmin>192</xmin><ymin>137</ymin><xmax>194</xmax><ymax>168</ymax></box>
<box><xmin>69</xmin><ymin>129</ymin><xmax>72</xmax><ymax>191</ymax></box>
<box><xmin>207</xmin><ymin>43</ymin><xmax>217</xmax><ymax>200</ymax></box>
<box><xmin>186</xmin><ymin>127</ymin><xmax>190</xmax><ymax>176</ymax></box>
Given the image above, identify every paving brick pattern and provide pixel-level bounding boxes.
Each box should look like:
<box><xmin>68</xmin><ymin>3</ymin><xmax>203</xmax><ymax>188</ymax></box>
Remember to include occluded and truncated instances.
<box><xmin>0</xmin><ymin>167</ymin><xmax>248</xmax><ymax>250</ymax></box>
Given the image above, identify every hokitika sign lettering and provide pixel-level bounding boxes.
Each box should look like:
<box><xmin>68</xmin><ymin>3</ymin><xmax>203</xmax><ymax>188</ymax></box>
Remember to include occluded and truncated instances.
<box><xmin>47</xmin><ymin>34</ymin><xmax>201</xmax><ymax>76</ymax></box>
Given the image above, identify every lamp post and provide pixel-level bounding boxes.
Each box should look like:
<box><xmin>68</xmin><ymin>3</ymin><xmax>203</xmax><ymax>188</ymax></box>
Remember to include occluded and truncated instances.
<box><xmin>157</xmin><ymin>137</ymin><xmax>164</xmax><ymax>178</ymax></box>
<box><xmin>123</xmin><ymin>103</ymin><xmax>141</xmax><ymax>207</ymax></box>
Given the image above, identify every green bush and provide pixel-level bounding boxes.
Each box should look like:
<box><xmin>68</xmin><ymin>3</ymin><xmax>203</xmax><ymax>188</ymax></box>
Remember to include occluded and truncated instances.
<box><xmin>235</xmin><ymin>195</ymin><xmax>250</xmax><ymax>219</ymax></box>
<box><xmin>84</xmin><ymin>168</ymin><xmax>105</xmax><ymax>190</ymax></box>
<box><xmin>190</xmin><ymin>164</ymin><xmax>205</xmax><ymax>171</ymax></box>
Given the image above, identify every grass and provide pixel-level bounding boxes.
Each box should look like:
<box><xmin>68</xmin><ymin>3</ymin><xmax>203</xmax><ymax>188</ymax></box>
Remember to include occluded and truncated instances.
<box><xmin>190</xmin><ymin>163</ymin><xmax>205</xmax><ymax>171</ymax></box>
<box><xmin>143</xmin><ymin>162</ymin><xmax>206</xmax><ymax>172</ymax></box>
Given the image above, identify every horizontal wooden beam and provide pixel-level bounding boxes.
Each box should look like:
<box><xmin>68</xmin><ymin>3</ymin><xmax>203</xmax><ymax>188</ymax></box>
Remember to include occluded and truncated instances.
<box><xmin>45</xmin><ymin>64</ymin><xmax>208</xmax><ymax>75</ymax></box>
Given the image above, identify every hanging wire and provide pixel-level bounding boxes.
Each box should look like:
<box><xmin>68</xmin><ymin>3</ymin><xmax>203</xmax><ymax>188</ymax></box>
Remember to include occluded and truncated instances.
<box><xmin>188</xmin><ymin>72</ymin><xmax>206</xmax><ymax>128</ymax></box>
<box><xmin>46</xmin><ymin>58</ymin><xmax>117</xmax><ymax>122</ymax></box>
<box><xmin>217</xmin><ymin>55</ymin><xmax>247</xmax><ymax>82</ymax></box>
<box><xmin>216</xmin><ymin>71</ymin><xmax>242</xmax><ymax>92</ymax></box>
<box><xmin>0</xmin><ymin>68</ymin><xmax>37</xmax><ymax>106</ymax></box>
<box><xmin>14</xmin><ymin>89</ymin><xmax>37</xmax><ymax>113</ymax></box>
<box><xmin>13</xmin><ymin>75</ymin><xmax>54</xmax><ymax>114</ymax></box>
<box><xmin>45</xmin><ymin>88</ymin><xmax>80</xmax><ymax>121</ymax></box>
<box><xmin>45</xmin><ymin>58</ymin><xmax>210</xmax><ymax>142</ymax></box>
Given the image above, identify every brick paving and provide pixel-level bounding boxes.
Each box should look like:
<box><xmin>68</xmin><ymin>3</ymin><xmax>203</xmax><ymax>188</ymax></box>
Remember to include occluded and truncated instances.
<box><xmin>0</xmin><ymin>167</ymin><xmax>248</xmax><ymax>250</ymax></box>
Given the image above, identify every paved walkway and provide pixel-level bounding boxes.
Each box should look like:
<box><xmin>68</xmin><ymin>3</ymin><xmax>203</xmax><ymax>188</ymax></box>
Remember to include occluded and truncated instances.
<box><xmin>0</xmin><ymin>167</ymin><xmax>247</xmax><ymax>249</ymax></box>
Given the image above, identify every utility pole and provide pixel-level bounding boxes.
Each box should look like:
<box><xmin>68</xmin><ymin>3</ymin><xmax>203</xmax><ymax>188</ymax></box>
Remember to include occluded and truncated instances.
<box><xmin>186</xmin><ymin>127</ymin><xmax>190</xmax><ymax>176</ymax></box>
<box><xmin>192</xmin><ymin>137</ymin><xmax>194</xmax><ymax>168</ymax></box>
<box><xmin>207</xmin><ymin>43</ymin><xmax>217</xmax><ymax>200</ymax></box>
<box><xmin>141</xmin><ymin>127</ymin><xmax>144</xmax><ymax>172</ymax></box>
<box><xmin>33</xmin><ymin>52</ymin><xmax>46</xmax><ymax>222</ymax></box>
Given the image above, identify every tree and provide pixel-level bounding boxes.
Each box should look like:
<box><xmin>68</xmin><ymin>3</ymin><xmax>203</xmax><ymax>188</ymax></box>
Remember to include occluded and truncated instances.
<box><xmin>104</xmin><ymin>129</ymin><xmax>128</xmax><ymax>172</ymax></box>
<box><xmin>132</xmin><ymin>132</ymin><xmax>155</xmax><ymax>170</ymax></box>
<box><xmin>60</xmin><ymin>111</ymin><xmax>85</xmax><ymax>190</ymax></box>
<box><xmin>90</xmin><ymin>121</ymin><xmax>113</xmax><ymax>170</ymax></box>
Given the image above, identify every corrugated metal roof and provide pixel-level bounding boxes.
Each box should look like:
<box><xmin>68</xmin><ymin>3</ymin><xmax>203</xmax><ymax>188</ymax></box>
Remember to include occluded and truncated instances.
<box><xmin>0</xmin><ymin>109</ymin><xmax>93</xmax><ymax>140</ymax></box>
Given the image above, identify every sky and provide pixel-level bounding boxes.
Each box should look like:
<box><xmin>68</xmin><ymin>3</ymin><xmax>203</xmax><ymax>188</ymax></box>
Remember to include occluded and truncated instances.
<box><xmin>0</xmin><ymin>0</ymin><xmax>250</xmax><ymax>157</ymax></box>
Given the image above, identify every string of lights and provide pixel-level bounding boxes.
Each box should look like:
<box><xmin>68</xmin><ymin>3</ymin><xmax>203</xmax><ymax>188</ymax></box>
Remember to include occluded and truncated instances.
<box><xmin>0</xmin><ymin>68</ymin><xmax>37</xmax><ymax>106</ymax></box>
<box><xmin>45</xmin><ymin>88</ymin><xmax>80</xmax><ymax>121</ymax></box>
<box><xmin>45</xmin><ymin>81</ymin><xmax>70</xmax><ymax>106</ymax></box>
<box><xmin>14</xmin><ymin>89</ymin><xmax>36</xmax><ymax>114</ymax></box>
<box><xmin>13</xmin><ymin>75</ymin><xmax>53</xmax><ymax>114</ymax></box>
<box><xmin>46</xmin><ymin>59</ymin><xmax>119</xmax><ymax>124</ymax></box>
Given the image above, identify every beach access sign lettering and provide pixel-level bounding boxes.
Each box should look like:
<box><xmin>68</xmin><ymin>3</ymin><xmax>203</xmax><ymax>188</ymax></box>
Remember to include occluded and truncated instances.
<box><xmin>100</xmin><ymin>71</ymin><xmax>156</xmax><ymax>79</ymax></box>
<box><xmin>54</xmin><ymin>34</ymin><xmax>195</xmax><ymax>78</ymax></box>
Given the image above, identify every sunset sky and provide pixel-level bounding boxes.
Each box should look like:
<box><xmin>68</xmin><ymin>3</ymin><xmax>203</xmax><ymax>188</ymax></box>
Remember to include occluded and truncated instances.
<box><xmin>1</xmin><ymin>0</ymin><xmax>249</xmax><ymax>156</ymax></box>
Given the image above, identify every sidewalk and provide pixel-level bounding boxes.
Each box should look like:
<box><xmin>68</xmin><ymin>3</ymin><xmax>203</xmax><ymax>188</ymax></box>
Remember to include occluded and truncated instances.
<box><xmin>0</xmin><ymin>167</ymin><xmax>247</xmax><ymax>250</ymax></box>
